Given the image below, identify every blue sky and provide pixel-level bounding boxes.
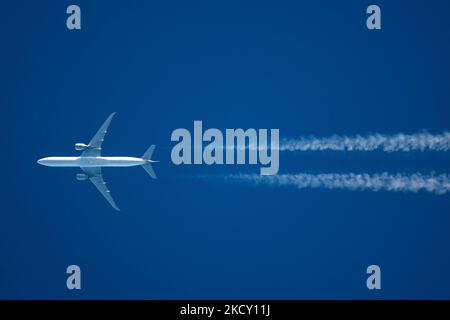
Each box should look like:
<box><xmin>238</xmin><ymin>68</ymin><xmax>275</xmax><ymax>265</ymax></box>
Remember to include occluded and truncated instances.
<box><xmin>1</xmin><ymin>0</ymin><xmax>450</xmax><ymax>299</ymax></box>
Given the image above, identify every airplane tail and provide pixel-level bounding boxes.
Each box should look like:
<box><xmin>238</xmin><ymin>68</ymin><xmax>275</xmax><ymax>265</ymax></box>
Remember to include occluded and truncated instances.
<box><xmin>142</xmin><ymin>145</ymin><xmax>157</xmax><ymax>179</ymax></box>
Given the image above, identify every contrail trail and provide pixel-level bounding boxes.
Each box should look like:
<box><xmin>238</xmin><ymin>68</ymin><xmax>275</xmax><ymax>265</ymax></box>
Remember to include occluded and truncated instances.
<box><xmin>280</xmin><ymin>132</ymin><xmax>450</xmax><ymax>152</ymax></box>
<box><xmin>224</xmin><ymin>173</ymin><xmax>450</xmax><ymax>194</ymax></box>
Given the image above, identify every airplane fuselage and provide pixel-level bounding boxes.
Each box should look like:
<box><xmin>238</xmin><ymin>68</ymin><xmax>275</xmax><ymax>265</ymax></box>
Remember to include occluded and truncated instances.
<box><xmin>37</xmin><ymin>156</ymin><xmax>151</xmax><ymax>167</ymax></box>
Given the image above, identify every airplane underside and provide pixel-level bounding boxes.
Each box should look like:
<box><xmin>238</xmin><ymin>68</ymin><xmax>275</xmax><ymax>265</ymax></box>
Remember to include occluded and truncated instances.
<box><xmin>37</xmin><ymin>113</ymin><xmax>157</xmax><ymax>211</ymax></box>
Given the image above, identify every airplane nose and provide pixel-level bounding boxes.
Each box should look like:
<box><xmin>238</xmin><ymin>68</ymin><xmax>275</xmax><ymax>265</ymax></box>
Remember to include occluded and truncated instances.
<box><xmin>37</xmin><ymin>159</ymin><xmax>43</xmax><ymax>165</ymax></box>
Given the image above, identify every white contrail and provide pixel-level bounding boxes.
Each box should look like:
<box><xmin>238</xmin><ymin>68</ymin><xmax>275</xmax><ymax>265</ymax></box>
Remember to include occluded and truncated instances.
<box><xmin>224</xmin><ymin>173</ymin><xmax>450</xmax><ymax>194</ymax></box>
<box><xmin>280</xmin><ymin>132</ymin><xmax>450</xmax><ymax>152</ymax></box>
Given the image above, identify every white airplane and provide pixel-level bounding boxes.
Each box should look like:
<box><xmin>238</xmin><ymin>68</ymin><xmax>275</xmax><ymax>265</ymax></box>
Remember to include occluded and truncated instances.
<box><xmin>37</xmin><ymin>113</ymin><xmax>157</xmax><ymax>211</ymax></box>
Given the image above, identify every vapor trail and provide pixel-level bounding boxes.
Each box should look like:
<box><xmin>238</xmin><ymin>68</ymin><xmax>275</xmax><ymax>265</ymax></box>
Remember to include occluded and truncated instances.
<box><xmin>280</xmin><ymin>132</ymin><xmax>450</xmax><ymax>152</ymax></box>
<box><xmin>224</xmin><ymin>173</ymin><xmax>450</xmax><ymax>195</ymax></box>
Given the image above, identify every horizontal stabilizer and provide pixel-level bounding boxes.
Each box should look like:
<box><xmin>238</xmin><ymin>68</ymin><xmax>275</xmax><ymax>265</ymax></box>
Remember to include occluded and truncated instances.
<box><xmin>142</xmin><ymin>163</ymin><xmax>157</xmax><ymax>179</ymax></box>
<box><xmin>142</xmin><ymin>145</ymin><xmax>155</xmax><ymax>161</ymax></box>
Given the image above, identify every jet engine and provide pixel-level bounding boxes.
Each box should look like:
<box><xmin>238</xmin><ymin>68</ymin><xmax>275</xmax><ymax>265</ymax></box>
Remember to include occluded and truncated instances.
<box><xmin>75</xmin><ymin>143</ymin><xmax>89</xmax><ymax>151</ymax></box>
<box><xmin>76</xmin><ymin>173</ymin><xmax>88</xmax><ymax>181</ymax></box>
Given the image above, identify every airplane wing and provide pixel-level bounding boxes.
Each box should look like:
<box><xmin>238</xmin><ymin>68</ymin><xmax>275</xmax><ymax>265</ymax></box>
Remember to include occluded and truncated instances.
<box><xmin>81</xmin><ymin>167</ymin><xmax>120</xmax><ymax>211</ymax></box>
<box><xmin>81</xmin><ymin>112</ymin><xmax>116</xmax><ymax>157</ymax></box>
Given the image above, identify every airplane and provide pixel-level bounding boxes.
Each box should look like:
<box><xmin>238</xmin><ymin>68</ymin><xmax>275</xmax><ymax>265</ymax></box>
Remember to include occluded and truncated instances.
<box><xmin>37</xmin><ymin>112</ymin><xmax>157</xmax><ymax>211</ymax></box>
